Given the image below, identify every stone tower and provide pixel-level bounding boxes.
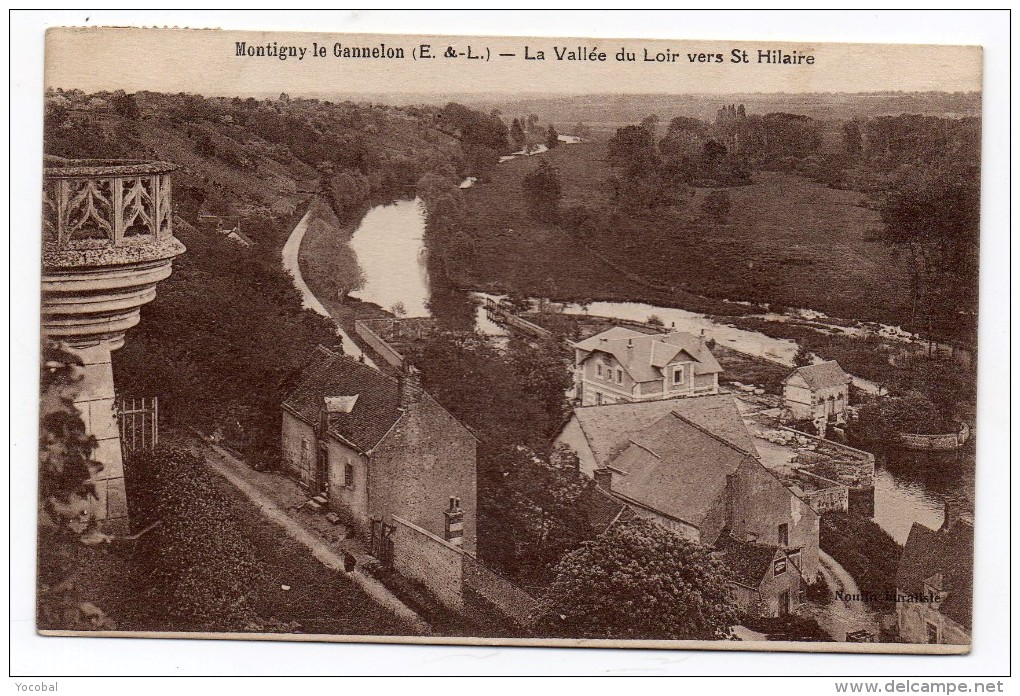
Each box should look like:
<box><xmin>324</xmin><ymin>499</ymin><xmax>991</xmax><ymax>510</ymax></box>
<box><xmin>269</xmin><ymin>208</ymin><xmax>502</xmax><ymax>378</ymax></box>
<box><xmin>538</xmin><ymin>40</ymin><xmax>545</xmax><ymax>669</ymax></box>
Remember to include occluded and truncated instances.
<box><xmin>41</xmin><ymin>158</ymin><xmax>185</xmax><ymax>533</ymax></box>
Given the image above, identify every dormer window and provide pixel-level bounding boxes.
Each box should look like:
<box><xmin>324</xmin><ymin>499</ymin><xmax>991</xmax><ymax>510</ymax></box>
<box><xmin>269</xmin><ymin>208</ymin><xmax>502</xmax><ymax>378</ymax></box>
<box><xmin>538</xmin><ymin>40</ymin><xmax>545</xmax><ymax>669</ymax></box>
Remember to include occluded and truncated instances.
<box><xmin>673</xmin><ymin>366</ymin><xmax>685</xmax><ymax>385</ymax></box>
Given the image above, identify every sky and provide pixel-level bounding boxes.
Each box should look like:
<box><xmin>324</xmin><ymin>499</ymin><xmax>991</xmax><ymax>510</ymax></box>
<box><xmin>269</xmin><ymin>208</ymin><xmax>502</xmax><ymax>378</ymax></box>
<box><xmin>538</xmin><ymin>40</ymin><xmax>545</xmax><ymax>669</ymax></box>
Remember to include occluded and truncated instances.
<box><xmin>44</xmin><ymin>27</ymin><xmax>983</xmax><ymax>98</ymax></box>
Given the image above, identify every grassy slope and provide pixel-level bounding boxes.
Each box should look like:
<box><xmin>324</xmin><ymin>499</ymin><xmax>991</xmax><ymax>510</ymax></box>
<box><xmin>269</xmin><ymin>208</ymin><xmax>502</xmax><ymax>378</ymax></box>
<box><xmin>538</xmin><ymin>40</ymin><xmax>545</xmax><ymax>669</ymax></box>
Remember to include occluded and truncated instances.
<box><xmin>461</xmin><ymin>141</ymin><xmax>913</xmax><ymax>326</ymax></box>
<box><xmin>206</xmin><ymin>472</ymin><xmax>412</xmax><ymax>636</ymax></box>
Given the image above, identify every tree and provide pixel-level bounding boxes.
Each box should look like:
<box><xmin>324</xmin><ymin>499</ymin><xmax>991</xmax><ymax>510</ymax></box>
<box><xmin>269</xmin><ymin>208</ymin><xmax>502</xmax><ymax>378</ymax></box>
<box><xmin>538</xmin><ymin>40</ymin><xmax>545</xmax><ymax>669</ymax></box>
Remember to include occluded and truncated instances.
<box><xmin>545</xmin><ymin>124</ymin><xmax>560</xmax><ymax>150</ymax></box>
<box><xmin>792</xmin><ymin>345</ymin><xmax>814</xmax><ymax>367</ymax></box>
<box><xmin>482</xmin><ymin>443</ymin><xmax>599</xmax><ymax>584</ymax></box>
<box><xmin>111</xmin><ymin>91</ymin><xmax>141</xmax><ymax>120</ymax></box>
<box><xmin>701</xmin><ymin>190</ymin><xmax>732</xmax><ymax>223</ymax></box>
<box><xmin>510</xmin><ymin>118</ymin><xmax>526</xmax><ymax>148</ymax></box>
<box><xmin>702</xmin><ymin>138</ymin><xmax>728</xmax><ymax>165</ymax></box>
<box><xmin>640</xmin><ymin>113</ymin><xmax>660</xmax><ymax>139</ymax></box>
<box><xmin>607</xmin><ymin>124</ymin><xmax>657</xmax><ymax>169</ymax></box>
<box><xmin>842</xmin><ymin>119</ymin><xmax>863</xmax><ymax>160</ymax></box>
<box><xmin>439</xmin><ymin>102</ymin><xmax>510</xmax><ymax>153</ymax></box>
<box><xmin>521</xmin><ymin>160</ymin><xmax>562</xmax><ymax>222</ymax></box>
<box><xmin>850</xmin><ymin>394</ymin><xmax>954</xmax><ymax>442</ymax></box>
<box><xmin>39</xmin><ymin>343</ymin><xmax>102</xmax><ymax>537</ymax></box>
<box><xmin>877</xmin><ymin>165</ymin><xmax>979</xmax><ymax>342</ymax></box>
<box><xmin>408</xmin><ymin>331</ymin><xmax>572</xmax><ymax>454</ymax></box>
<box><xmin>534</xmin><ymin>519</ymin><xmax>739</xmax><ymax>640</ymax></box>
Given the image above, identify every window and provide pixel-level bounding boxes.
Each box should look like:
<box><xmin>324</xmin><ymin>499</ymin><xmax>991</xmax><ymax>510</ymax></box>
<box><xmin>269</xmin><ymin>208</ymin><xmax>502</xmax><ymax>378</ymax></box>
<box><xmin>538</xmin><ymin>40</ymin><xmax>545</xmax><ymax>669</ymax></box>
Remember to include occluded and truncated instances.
<box><xmin>616</xmin><ymin>368</ymin><xmax>623</xmax><ymax>384</ymax></box>
<box><xmin>596</xmin><ymin>392</ymin><xmax>603</xmax><ymax>406</ymax></box>
<box><xmin>926</xmin><ymin>622</ymin><xmax>939</xmax><ymax>644</ymax></box>
<box><xmin>673</xmin><ymin>366</ymin><xmax>684</xmax><ymax>385</ymax></box>
<box><xmin>778</xmin><ymin>523</ymin><xmax>789</xmax><ymax>547</ymax></box>
<box><xmin>596</xmin><ymin>363</ymin><xmax>603</xmax><ymax>378</ymax></box>
<box><xmin>344</xmin><ymin>462</ymin><xmax>355</xmax><ymax>488</ymax></box>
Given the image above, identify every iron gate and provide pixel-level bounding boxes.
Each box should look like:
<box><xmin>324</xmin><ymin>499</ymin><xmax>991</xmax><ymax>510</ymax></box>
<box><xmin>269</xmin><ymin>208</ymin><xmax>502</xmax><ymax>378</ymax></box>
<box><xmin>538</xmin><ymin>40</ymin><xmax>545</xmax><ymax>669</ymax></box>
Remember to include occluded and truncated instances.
<box><xmin>117</xmin><ymin>397</ymin><xmax>159</xmax><ymax>453</ymax></box>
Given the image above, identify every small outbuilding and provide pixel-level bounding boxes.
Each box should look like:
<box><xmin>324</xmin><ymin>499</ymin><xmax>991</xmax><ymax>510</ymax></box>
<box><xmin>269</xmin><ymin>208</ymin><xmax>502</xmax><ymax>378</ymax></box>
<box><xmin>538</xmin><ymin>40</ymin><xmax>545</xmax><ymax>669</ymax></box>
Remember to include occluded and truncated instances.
<box><xmin>783</xmin><ymin>360</ymin><xmax>852</xmax><ymax>423</ymax></box>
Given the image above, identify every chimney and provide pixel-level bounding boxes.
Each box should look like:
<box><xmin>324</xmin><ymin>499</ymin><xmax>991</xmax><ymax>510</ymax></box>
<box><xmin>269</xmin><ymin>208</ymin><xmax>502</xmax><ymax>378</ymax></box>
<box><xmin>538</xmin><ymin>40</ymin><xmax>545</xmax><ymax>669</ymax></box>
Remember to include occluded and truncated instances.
<box><xmin>593</xmin><ymin>468</ymin><xmax>613</xmax><ymax>491</ymax></box>
<box><xmin>444</xmin><ymin>496</ymin><xmax>464</xmax><ymax>547</ymax></box>
<box><xmin>398</xmin><ymin>363</ymin><xmax>423</xmax><ymax>409</ymax></box>
<box><xmin>699</xmin><ymin>328</ymin><xmax>707</xmax><ymax>347</ymax></box>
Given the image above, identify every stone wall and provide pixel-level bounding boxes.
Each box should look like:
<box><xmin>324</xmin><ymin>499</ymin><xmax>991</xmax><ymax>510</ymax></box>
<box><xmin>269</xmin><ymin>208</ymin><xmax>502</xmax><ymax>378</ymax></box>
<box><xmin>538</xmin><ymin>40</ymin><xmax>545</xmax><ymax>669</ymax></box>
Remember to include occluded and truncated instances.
<box><xmin>897</xmin><ymin>431</ymin><xmax>965</xmax><ymax>452</ymax></box>
<box><xmin>793</xmin><ymin>470</ymin><xmax>849</xmax><ymax>514</ymax></box>
<box><xmin>391</xmin><ymin>516</ymin><xmax>465</xmax><ymax>613</ymax></box>
<box><xmin>354</xmin><ymin>320</ymin><xmax>406</xmax><ymax>369</ymax></box>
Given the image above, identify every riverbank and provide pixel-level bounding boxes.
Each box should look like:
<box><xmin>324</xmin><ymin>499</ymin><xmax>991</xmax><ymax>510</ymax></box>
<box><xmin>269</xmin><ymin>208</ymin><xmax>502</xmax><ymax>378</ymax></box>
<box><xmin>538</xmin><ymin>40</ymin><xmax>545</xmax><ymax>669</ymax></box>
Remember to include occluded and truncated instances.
<box><xmin>290</xmin><ymin>198</ymin><xmax>396</xmax><ymax>344</ymax></box>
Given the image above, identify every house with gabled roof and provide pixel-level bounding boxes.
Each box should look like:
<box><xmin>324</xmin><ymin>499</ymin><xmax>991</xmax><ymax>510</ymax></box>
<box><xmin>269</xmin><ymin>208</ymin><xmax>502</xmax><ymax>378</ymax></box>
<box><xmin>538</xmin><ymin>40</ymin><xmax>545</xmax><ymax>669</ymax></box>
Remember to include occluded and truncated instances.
<box><xmin>896</xmin><ymin>502</ymin><xmax>973</xmax><ymax>645</ymax></box>
<box><xmin>554</xmin><ymin>394</ymin><xmax>758</xmax><ymax>478</ymax></box>
<box><xmin>572</xmin><ymin>326</ymin><xmax>722</xmax><ymax>406</ymax></box>
<box><xmin>281</xmin><ymin>346</ymin><xmax>478</xmax><ymax>551</ymax></box>
<box><xmin>783</xmin><ymin>360</ymin><xmax>852</xmax><ymax>423</ymax></box>
<box><xmin>553</xmin><ymin>394</ymin><xmax>819</xmax><ymax>618</ymax></box>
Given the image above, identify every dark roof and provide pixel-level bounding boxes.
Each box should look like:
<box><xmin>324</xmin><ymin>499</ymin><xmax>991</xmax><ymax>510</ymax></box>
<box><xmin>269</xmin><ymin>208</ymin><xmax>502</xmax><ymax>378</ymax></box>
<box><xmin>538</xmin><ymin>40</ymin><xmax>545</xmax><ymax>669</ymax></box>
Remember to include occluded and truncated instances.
<box><xmin>571</xmin><ymin>394</ymin><xmax>759</xmax><ymax>469</ymax></box>
<box><xmin>577</xmin><ymin>484</ymin><xmax>635</xmax><ymax>534</ymax></box>
<box><xmin>282</xmin><ymin>346</ymin><xmax>402</xmax><ymax>453</ymax></box>
<box><xmin>715</xmin><ymin>533</ymin><xmax>781</xmax><ymax>586</ymax></box>
<box><xmin>786</xmin><ymin>361</ymin><xmax>851</xmax><ymax>390</ymax></box>
<box><xmin>574</xmin><ymin>326</ymin><xmax>723</xmax><ymax>382</ymax></box>
<box><xmin>608</xmin><ymin>411</ymin><xmax>757</xmax><ymax>527</ymax></box>
<box><xmin>896</xmin><ymin>520</ymin><xmax>973</xmax><ymax>629</ymax></box>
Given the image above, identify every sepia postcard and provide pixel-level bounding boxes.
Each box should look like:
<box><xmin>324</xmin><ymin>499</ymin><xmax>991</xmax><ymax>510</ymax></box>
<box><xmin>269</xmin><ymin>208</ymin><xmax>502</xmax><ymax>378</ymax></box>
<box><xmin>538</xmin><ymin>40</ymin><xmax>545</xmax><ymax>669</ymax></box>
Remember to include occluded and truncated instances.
<box><xmin>36</xmin><ymin>26</ymin><xmax>983</xmax><ymax>655</ymax></box>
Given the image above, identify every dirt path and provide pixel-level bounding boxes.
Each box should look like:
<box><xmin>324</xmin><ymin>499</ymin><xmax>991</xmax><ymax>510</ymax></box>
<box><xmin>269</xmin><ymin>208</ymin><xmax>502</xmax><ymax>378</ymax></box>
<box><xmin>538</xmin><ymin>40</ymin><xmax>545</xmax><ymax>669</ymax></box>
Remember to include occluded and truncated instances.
<box><xmin>802</xmin><ymin>549</ymin><xmax>882</xmax><ymax>641</ymax></box>
<box><xmin>281</xmin><ymin>204</ymin><xmax>376</xmax><ymax>367</ymax></box>
<box><xmin>194</xmin><ymin>439</ymin><xmax>430</xmax><ymax>635</ymax></box>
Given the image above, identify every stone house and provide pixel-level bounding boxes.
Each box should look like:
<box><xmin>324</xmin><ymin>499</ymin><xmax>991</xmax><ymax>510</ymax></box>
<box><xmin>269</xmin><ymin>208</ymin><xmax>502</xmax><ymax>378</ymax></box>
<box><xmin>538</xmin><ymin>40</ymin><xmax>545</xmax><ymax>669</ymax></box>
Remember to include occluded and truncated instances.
<box><xmin>281</xmin><ymin>346</ymin><xmax>478</xmax><ymax>551</ymax></box>
<box><xmin>554</xmin><ymin>395</ymin><xmax>819</xmax><ymax>618</ymax></box>
<box><xmin>895</xmin><ymin>503</ymin><xmax>973</xmax><ymax>645</ymax></box>
<box><xmin>783</xmin><ymin>360</ymin><xmax>852</xmax><ymax>423</ymax></box>
<box><xmin>572</xmin><ymin>326</ymin><xmax>722</xmax><ymax>407</ymax></box>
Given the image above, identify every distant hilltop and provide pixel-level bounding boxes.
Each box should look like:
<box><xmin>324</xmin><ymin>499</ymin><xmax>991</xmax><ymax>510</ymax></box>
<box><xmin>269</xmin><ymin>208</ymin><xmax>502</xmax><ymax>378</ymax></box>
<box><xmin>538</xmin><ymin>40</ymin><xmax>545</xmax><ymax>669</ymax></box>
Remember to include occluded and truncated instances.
<box><xmin>290</xmin><ymin>91</ymin><xmax>981</xmax><ymax>126</ymax></box>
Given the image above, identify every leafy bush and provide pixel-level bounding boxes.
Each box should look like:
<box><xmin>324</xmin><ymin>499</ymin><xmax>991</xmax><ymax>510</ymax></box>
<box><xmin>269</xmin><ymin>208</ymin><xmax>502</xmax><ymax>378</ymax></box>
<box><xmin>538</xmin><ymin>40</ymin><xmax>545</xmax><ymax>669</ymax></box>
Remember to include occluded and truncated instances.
<box><xmin>125</xmin><ymin>445</ymin><xmax>263</xmax><ymax>630</ymax></box>
<box><xmin>522</xmin><ymin>160</ymin><xmax>562</xmax><ymax>222</ymax></box>
<box><xmin>820</xmin><ymin>512</ymin><xmax>902</xmax><ymax>612</ymax></box>
<box><xmin>533</xmin><ymin>518</ymin><xmax>739</xmax><ymax>640</ymax></box>
<box><xmin>849</xmin><ymin>395</ymin><xmax>956</xmax><ymax>445</ymax></box>
<box><xmin>37</xmin><ymin>342</ymin><xmax>118</xmax><ymax>631</ymax></box>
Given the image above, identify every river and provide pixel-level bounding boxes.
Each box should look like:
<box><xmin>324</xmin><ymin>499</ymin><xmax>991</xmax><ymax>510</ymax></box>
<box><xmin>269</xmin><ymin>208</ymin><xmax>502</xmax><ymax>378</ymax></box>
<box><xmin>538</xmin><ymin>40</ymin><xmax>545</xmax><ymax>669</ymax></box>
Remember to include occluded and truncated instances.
<box><xmin>289</xmin><ymin>142</ymin><xmax>970</xmax><ymax>544</ymax></box>
<box><xmin>347</xmin><ymin>198</ymin><xmax>431</xmax><ymax>317</ymax></box>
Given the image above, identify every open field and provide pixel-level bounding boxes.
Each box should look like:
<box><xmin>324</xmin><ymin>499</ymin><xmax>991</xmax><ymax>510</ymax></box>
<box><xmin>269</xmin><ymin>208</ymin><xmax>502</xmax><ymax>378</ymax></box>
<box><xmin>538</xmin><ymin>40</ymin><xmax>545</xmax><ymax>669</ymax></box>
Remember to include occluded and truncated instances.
<box><xmin>461</xmin><ymin>142</ymin><xmax>913</xmax><ymax>327</ymax></box>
